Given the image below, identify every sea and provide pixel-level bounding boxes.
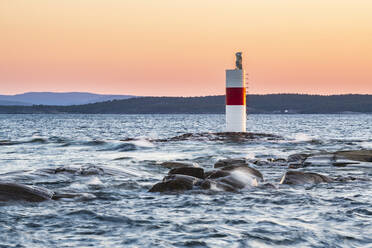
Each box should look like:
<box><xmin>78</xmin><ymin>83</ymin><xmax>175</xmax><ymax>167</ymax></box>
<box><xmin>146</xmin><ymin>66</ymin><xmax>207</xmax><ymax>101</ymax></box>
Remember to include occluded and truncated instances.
<box><xmin>0</xmin><ymin>114</ymin><xmax>371</xmax><ymax>248</ymax></box>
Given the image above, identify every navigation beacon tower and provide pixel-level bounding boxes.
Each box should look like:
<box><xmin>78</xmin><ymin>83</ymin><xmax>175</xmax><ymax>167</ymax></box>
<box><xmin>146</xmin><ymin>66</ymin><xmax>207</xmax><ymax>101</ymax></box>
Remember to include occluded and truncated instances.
<box><xmin>225</xmin><ymin>52</ymin><xmax>246</xmax><ymax>132</ymax></box>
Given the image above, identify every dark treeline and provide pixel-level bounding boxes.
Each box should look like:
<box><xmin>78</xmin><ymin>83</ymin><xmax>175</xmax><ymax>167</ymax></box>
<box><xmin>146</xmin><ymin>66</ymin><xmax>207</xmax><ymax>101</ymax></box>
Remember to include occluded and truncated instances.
<box><xmin>0</xmin><ymin>94</ymin><xmax>371</xmax><ymax>114</ymax></box>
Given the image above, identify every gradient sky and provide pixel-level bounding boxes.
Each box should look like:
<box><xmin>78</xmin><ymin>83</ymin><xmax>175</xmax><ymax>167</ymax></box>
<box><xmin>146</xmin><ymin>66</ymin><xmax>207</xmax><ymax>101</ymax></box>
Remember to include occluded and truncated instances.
<box><xmin>1</xmin><ymin>0</ymin><xmax>371</xmax><ymax>96</ymax></box>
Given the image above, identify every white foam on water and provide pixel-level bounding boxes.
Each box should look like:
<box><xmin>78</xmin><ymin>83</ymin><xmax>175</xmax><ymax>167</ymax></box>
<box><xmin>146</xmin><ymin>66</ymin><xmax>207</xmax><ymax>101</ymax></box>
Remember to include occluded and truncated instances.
<box><xmin>360</xmin><ymin>141</ymin><xmax>372</xmax><ymax>149</ymax></box>
<box><xmin>293</xmin><ymin>133</ymin><xmax>313</xmax><ymax>142</ymax></box>
<box><xmin>209</xmin><ymin>182</ymin><xmax>223</xmax><ymax>192</ymax></box>
<box><xmin>130</xmin><ymin>138</ymin><xmax>155</xmax><ymax>148</ymax></box>
<box><xmin>230</xmin><ymin>170</ymin><xmax>258</xmax><ymax>187</ymax></box>
<box><xmin>87</xmin><ymin>176</ymin><xmax>103</xmax><ymax>185</ymax></box>
<box><xmin>69</xmin><ymin>182</ymin><xmax>88</xmax><ymax>191</ymax></box>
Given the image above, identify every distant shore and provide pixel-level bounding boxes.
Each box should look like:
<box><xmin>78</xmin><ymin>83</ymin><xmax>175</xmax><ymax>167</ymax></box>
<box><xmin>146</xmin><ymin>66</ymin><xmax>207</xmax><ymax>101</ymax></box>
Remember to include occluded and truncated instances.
<box><xmin>0</xmin><ymin>94</ymin><xmax>372</xmax><ymax>114</ymax></box>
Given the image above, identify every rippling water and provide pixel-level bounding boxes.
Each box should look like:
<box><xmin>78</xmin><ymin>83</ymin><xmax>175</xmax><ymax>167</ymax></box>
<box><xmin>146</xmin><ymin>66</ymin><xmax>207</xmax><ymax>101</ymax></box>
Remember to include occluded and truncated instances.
<box><xmin>0</xmin><ymin>114</ymin><xmax>371</xmax><ymax>247</ymax></box>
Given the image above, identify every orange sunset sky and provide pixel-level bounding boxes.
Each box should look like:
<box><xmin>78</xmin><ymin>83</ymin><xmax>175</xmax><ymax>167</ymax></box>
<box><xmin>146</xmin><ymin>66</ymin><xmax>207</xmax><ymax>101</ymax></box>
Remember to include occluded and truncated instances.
<box><xmin>1</xmin><ymin>0</ymin><xmax>371</xmax><ymax>96</ymax></box>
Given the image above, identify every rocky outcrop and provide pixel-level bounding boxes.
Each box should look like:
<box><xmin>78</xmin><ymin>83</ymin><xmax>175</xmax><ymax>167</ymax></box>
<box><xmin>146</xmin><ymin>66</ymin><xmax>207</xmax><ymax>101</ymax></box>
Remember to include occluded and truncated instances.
<box><xmin>168</xmin><ymin>167</ymin><xmax>204</xmax><ymax>179</ymax></box>
<box><xmin>148</xmin><ymin>174</ymin><xmax>201</xmax><ymax>192</ymax></box>
<box><xmin>149</xmin><ymin>164</ymin><xmax>263</xmax><ymax>193</ymax></box>
<box><xmin>279</xmin><ymin>171</ymin><xmax>333</xmax><ymax>185</ymax></box>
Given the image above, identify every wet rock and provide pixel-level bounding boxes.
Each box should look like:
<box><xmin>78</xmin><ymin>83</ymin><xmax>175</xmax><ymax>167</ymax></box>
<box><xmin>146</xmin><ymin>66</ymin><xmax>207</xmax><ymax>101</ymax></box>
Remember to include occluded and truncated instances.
<box><xmin>160</xmin><ymin>161</ymin><xmax>197</xmax><ymax>169</ymax></box>
<box><xmin>149</xmin><ymin>164</ymin><xmax>264</xmax><ymax>193</ymax></box>
<box><xmin>149</xmin><ymin>174</ymin><xmax>199</xmax><ymax>193</ymax></box>
<box><xmin>253</xmin><ymin>160</ymin><xmax>270</xmax><ymax>166</ymax></box>
<box><xmin>279</xmin><ymin>171</ymin><xmax>333</xmax><ymax>185</ymax></box>
<box><xmin>53</xmin><ymin>165</ymin><xmax>104</xmax><ymax>175</ymax></box>
<box><xmin>168</xmin><ymin>167</ymin><xmax>204</xmax><ymax>179</ymax></box>
<box><xmin>267</xmin><ymin>158</ymin><xmax>287</xmax><ymax>163</ymax></box>
<box><xmin>287</xmin><ymin>153</ymin><xmax>310</xmax><ymax>163</ymax></box>
<box><xmin>0</xmin><ymin>182</ymin><xmax>94</xmax><ymax>202</ymax></box>
<box><xmin>79</xmin><ymin>165</ymin><xmax>105</xmax><ymax>175</ymax></box>
<box><xmin>204</xmin><ymin>170</ymin><xmax>231</xmax><ymax>179</ymax></box>
<box><xmin>332</xmin><ymin>162</ymin><xmax>358</xmax><ymax>167</ymax></box>
<box><xmin>257</xmin><ymin>183</ymin><xmax>277</xmax><ymax>189</ymax></box>
<box><xmin>334</xmin><ymin>150</ymin><xmax>372</xmax><ymax>162</ymax></box>
<box><xmin>214</xmin><ymin>158</ymin><xmax>247</xmax><ymax>169</ymax></box>
<box><xmin>288</xmin><ymin>163</ymin><xmax>303</xmax><ymax>169</ymax></box>
<box><xmin>0</xmin><ymin>182</ymin><xmax>54</xmax><ymax>202</ymax></box>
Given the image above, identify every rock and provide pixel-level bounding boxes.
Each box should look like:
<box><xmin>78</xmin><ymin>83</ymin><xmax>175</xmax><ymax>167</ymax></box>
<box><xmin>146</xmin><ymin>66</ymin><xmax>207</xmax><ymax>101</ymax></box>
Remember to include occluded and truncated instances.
<box><xmin>287</xmin><ymin>153</ymin><xmax>310</xmax><ymax>163</ymax></box>
<box><xmin>160</xmin><ymin>161</ymin><xmax>197</xmax><ymax>169</ymax></box>
<box><xmin>149</xmin><ymin>163</ymin><xmax>264</xmax><ymax>193</ymax></box>
<box><xmin>79</xmin><ymin>165</ymin><xmax>105</xmax><ymax>175</ymax></box>
<box><xmin>258</xmin><ymin>183</ymin><xmax>277</xmax><ymax>189</ymax></box>
<box><xmin>0</xmin><ymin>182</ymin><xmax>54</xmax><ymax>202</ymax></box>
<box><xmin>53</xmin><ymin>165</ymin><xmax>104</xmax><ymax>175</ymax></box>
<box><xmin>279</xmin><ymin>171</ymin><xmax>333</xmax><ymax>185</ymax></box>
<box><xmin>303</xmin><ymin>152</ymin><xmax>367</xmax><ymax>167</ymax></box>
<box><xmin>334</xmin><ymin>150</ymin><xmax>372</xmax><ymax>162</ymax></box>
<box><xmin>253</xmin><ymin>160</ymin><xmax>270</xmax><ymax>166</ymax></box>
<box><xmin>149</xmin><ymin>174</ymin><xmax>200</xmax><ymax>193</ymax></box>
<box><xmin>204</xmin><ymin>170</ymin><xmax>231</xmax><ymax>179</ymax></box>
<box><xmin>0</xmin><ymin>182</ymin><xmax>94</xmax><ymax>202</ymax></box>
<box><xmin>332</xmin><ymin>162</ymin><xmax>358</xmax><ymax>167</ymax></box>
<box><xmin>267</xmin><ymin>158</ymin><xmax>287</xmax><ymax>163</ymax></box>
<box><xmin>214</xmin><ymin>158</ymin><xmax>247</xmax><ymax>168</ymax></box>
<box><xmin>288</xmin><ymin>163</ymin><xmax>303</xmax><ymax>169</ymax></box>
<box><xmin>168</xmin><ymin>167</ymin><xmax>204</xmax><ymax>179</ymax></box>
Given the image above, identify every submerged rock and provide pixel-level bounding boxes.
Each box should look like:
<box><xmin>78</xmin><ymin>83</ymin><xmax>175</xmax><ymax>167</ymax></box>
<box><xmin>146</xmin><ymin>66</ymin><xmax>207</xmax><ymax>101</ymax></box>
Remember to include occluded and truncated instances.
<box><xmin>0</xmin><ymin>182</ymin><xmax>54</xmax><ymax>202</ymax></box>
<box><xmin>279</xmin><ymin>171</ymin><xmax>333</xmax><ymax>185</ymax></box>
<box><xmin>287</xmin><ymin>153</ymin><xmax>310</xmax><ymax>162</ymax></box>
<box><xmin>334</xmin><ymin>150</ymin><xmax>372</xmax><ymax>162</ymax></box>
<box><xmin>288</xmin><ymin>150</ymin><xmax>372</xmax><ymax>168</ymax></box>
<box><xmin>0</xmin><ymin>182</ymin><xmax>87</xmax><ymax>202</ymax></box>
<box><xmin>160</xmin><ymin>161</ymin><xmax>197</xmax><ymax>169</ymax></box>
<box><xmin>214</xmin><ymin>158</ymin><xmax>247</xmax><ymax>168</ymax></box>
<box><xmin>53</xmin><ymin>165</ymin><xmax>105</xmax><ymax>175</ymax></box>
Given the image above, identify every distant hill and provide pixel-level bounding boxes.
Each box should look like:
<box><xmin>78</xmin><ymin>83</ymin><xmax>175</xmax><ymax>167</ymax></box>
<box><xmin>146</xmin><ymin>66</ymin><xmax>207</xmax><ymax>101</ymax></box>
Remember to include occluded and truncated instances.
<box><xmin>0</xmin><ymin>100</ymin><xmax>31</xmax><ymax>106</ymax></box>
<box><xmin>0</xmin><ymin>94</ymin><xmax>371</xmax><ymax>114</ymax></box>
<box><xmin>0</xmin><ymin>92</ymin><xmax>135</xmax><ymax>106</ymax></box>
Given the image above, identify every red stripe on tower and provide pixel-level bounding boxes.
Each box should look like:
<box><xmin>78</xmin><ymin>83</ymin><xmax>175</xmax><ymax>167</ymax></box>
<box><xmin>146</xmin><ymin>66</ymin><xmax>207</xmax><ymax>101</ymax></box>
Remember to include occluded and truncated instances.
<box><xmin>226</xmin><ymin>88</ymin><xmax>246</xmax><ymax>105</ymax></box>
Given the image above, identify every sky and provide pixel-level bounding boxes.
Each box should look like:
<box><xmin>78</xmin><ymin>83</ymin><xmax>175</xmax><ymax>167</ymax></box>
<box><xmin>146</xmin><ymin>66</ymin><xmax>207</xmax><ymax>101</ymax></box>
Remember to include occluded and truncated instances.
<box><xmin>1</xmin><ymin>0</ymin><xmax>371</xmax><ymax>96</ymax></box>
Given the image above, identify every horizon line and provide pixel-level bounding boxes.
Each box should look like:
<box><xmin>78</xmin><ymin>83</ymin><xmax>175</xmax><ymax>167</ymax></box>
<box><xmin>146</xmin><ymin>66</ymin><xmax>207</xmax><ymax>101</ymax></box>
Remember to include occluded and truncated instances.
<box><xmin>1</xmin><ymin>91</ymin><xmax>372</xmax><ymax>97</ymax></box>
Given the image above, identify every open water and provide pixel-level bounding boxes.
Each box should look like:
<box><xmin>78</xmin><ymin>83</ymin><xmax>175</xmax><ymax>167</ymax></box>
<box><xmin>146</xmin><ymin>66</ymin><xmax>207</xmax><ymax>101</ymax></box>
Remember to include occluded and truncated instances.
<box><xmin>0</xmin><ymin>114</ymin><xmax>371</xmax><ymax>248</ymax></box>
